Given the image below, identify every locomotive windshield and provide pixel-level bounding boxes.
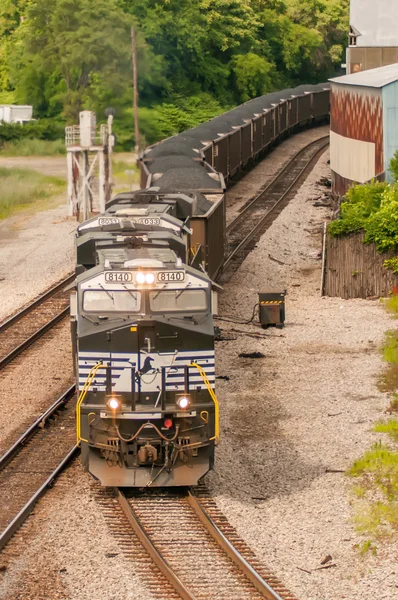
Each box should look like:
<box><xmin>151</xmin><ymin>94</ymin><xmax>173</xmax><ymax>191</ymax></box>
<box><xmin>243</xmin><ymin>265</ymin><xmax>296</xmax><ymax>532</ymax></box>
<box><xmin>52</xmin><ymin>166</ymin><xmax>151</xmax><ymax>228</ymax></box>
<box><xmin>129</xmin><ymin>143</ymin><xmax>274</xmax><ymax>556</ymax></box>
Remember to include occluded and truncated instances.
<box><xmin>83</xmin><ymin>290</ymin><xmax>141</xmax><ymax>312</ymax></box>
<box><xmin>149</xmin><ymin>289</ymin><xmax>207</xmax><ymax>312</ymax></box>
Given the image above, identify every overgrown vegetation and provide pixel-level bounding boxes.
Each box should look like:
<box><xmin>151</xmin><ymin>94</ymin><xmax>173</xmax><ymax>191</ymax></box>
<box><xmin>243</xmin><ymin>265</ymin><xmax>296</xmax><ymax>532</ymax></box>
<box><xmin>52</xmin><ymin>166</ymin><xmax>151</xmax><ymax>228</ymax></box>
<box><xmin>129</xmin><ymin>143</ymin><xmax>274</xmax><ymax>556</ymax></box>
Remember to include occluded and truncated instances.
<box><xmin>0</xmin><ymin>0</ymin><xmax>349</xmax><ymax>148</ymax></box>
<box><xmin>329</xmin><ymin>152</ymin><xmax>398</xmax><ymax>277</ymax></box>
<box><xmin>0</xmin><ymin>167</ymin><xmax>65</xmax><ymax>218</ymax></box>
<box><xmin>0</xmin><ymin>139</ymin><xmax>66</xmax><ymax>156</ymax></box>
<box><xmin>348</xmin><ymin>317</ymin><xmax>398</xmax><ymax>544</ymax></box>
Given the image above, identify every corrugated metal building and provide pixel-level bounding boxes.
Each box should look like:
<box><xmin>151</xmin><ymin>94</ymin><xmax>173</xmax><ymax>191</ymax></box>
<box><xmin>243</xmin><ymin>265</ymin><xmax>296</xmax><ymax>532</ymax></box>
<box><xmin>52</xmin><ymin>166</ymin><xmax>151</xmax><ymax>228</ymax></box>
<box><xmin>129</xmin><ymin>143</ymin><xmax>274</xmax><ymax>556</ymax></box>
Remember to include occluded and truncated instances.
<box><xmin>347</xmin><ymin>0</ymin><xmax>398</xmax><ymax>74</ymax></box>
<box><xmin>330</xmin><ymin>64</ymin><xmax>398</xmax><ymax>196</ymax></box>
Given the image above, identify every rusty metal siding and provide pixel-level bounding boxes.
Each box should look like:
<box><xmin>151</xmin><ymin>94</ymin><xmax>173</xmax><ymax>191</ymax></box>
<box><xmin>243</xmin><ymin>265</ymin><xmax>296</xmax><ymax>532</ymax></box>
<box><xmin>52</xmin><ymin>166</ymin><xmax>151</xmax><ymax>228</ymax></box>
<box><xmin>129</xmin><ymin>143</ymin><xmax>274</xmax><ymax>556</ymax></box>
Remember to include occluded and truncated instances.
<box><xmin>190</xmin><ymin>196</ymin><xmax>225</xmax><ymax>279</ymax></box>
<box><xmin>287</xmin><ymin>97</ymin><xmax>298</xmax><ymax>129</ymax></box>
<box><xmin>278</xmin><ymin>102</ymin><xmax>287</xmax><ymax>132</ymax></box>
<box><xmin>324</xmin><ymin>230</ymin><xmax>398</xmax><ymax>298</ymax></box>
<box><xmin>252</xmin><ymin>115</ymin><xmax>263</xmax><ymax>155</ymax></box>
<box><xmin>213</xmin><ymin>136</ymin><xmax>229</xmax><ymax>178</ymax></box>
<box><xmin>203</xmin><ymin>144</ymin><xmax>213</xmax><ymax>167</ymax></box>
<box><xmin>330</xmin><ymin>83</ymin><xmax>384</xmax><ymax>189</ymax></box>
<box><xmin>228</xmin><ymin>129</ymin><xmax>241</xmax><ymax>175</ymax></box>
<box><xmin>297</xmin><ymin>94</ymin><xmax>312</xmax><ymax>122</ymax></box>
<box><xmin>241</xmin><ymin>123</ymin><xmax>252</xmax><ymax>165</ymax></box>
<box><xmin>262</xmin><ymin>111</ymin><xmax>273</xmax><ymax>147</ymax></box>
<box><xmin>312</xmin><ymin>90</ymin><xmax>330</xmax><ymax>119</ymax></box>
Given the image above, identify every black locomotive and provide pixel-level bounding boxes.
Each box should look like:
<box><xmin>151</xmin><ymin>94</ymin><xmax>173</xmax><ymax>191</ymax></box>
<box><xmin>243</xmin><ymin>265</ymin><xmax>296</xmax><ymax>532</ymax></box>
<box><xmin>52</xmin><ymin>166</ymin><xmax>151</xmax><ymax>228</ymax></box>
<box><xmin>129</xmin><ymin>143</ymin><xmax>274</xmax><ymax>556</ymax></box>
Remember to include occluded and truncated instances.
<box><xmin>72</xmin><ymin>84</ymin><xmax>330</xmax><ymax>487</ymax></box>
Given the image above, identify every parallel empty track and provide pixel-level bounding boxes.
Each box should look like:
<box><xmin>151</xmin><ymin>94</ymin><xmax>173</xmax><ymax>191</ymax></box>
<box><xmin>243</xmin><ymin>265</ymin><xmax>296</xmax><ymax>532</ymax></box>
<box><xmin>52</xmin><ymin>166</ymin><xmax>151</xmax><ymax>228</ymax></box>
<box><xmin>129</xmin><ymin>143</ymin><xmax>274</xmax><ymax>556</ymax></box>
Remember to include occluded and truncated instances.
<box><xmin>221</xmin><ymin>136</ymin><xmax>329</xmax><ymax>281</ymax></box>
<box><xmin>0</xmin><ymin>387</ymin><xmax>77</xmax><ymax>551</ymax></box>
<box><xmin>97</xmin><ymin>488</ymin><xmax>298</xmax><ymax>600</ymax></box>
<box><xmin>0</xmin><ymin>274</ymin><xmax>74</xmax><ymax>370</ymax></box>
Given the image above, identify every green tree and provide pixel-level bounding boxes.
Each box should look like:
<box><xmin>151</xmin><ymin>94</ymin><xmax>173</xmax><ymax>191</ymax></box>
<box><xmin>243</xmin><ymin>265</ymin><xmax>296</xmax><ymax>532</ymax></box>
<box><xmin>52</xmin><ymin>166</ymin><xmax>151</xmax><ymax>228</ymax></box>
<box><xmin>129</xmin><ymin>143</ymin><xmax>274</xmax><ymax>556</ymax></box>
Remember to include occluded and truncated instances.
<box><xmin>10</xmin><ymin>0</ymin><xmax>133</xmax><ymax>120</ymax></box>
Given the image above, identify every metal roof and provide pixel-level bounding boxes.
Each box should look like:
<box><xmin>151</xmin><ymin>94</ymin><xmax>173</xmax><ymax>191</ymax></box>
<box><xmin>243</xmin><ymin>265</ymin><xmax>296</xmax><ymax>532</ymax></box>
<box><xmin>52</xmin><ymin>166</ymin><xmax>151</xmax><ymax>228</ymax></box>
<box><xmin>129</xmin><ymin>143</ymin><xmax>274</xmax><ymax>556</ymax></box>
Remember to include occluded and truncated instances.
<box><xmin>330</xmin><ymin>63</ymin><xmax>398</xmax><ymax>88</ymax></box>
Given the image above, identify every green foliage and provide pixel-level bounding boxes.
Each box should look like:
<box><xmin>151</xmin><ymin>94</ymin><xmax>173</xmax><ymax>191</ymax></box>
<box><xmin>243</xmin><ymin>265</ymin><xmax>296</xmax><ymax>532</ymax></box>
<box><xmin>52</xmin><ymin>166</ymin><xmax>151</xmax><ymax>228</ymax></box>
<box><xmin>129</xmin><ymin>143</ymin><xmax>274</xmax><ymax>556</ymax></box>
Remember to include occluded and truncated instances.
<box><xmin>384</xmin><ymin>258</ymin><xmax>398</xmax><ymax>276</ymax></box>
<box><xmin>0</xmin><ymin>120</ymin><xmax>65</xmax><ymax>145</ymax></box>
<box><xmin>381</xmin><ymin>330</ymin><xmax>398</xmax><ymax>365</ymax></box>
<box><xmin>0</xmin><ymin>139</ymin><xmax>66</xmax><ymax>156</ymax></box>
<box><xmin>0</xmin><ymin>166</ymin><xmax>64</xmax><ymax>218</ymax></box>
<box><xmin>231</xmin><ymin>54</ymin><xmax>273</xmax><ymax>102</ymax></box>
<box><xmin>389</xmin><ymin>150</ymin><xmax>398</xmax><ymax>182</ymax></box>
<box><xmin>374</xmin><ymin>420</ymin><xmax>398</xmax><ymax>443</ymax></box>
<box><xmin>0</xmin><ymin>0</ymin><xmax>349</xmax><ymax>145</ymax></box>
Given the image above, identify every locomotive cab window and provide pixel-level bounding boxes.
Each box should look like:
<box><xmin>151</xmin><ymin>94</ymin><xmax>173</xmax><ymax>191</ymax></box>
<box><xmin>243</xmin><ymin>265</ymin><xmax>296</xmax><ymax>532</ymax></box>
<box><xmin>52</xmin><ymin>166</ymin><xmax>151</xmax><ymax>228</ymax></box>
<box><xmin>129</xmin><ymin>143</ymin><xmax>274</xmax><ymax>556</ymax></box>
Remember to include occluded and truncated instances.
<box><xmin>149</xmin><ymin>289</ymin><xmax>207</xmax><ymax>312</ymax></box>
<box><xmin>83</xmin><ymin>290</ymin><xmax>141</xmax><ymax>312</ymax></box>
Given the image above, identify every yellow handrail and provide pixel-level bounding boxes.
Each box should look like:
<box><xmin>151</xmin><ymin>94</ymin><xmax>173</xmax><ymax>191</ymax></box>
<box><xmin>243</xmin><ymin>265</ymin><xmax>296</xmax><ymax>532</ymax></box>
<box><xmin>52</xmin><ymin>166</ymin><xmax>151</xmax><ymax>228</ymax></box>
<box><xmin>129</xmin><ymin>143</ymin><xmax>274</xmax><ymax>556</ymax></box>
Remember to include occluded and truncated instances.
<box><xmin>76</xmin><ymin>361</ymin><xmax>104</xmax><ymax>444</ymax></box>
<box><xmin>190</xmin><ymin>362</ymin><xmax>220</xmax><ymax>445</ymax></box>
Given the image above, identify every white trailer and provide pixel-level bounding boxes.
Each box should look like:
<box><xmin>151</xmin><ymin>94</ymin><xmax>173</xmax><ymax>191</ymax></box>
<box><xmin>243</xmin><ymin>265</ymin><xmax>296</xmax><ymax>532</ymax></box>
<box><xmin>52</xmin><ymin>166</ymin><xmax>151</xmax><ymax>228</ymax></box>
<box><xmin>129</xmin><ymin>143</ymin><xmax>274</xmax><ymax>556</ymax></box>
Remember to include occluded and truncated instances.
<box><xmin>0</xmin><ymin>105</ymin><xmax>33</xmax><ymax>124</ymax></box>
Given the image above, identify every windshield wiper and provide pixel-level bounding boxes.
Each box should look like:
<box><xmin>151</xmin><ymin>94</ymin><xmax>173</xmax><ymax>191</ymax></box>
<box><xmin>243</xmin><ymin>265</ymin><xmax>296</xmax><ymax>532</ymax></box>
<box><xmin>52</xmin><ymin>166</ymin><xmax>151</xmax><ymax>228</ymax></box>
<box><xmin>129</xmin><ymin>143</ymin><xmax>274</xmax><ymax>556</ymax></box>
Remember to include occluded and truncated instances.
<box><xmin>122</xmin><ymin>284</ymin><xmax>137</xmax><ymax>302</ymax></box>
<box><xmin>175</xmin><ymin>281</ymin><xmax>192</xmax><ymax>299</ymax></box>
<box><xmin>152</xmin><ymin>283</ymin><xmax>167</xmax><ymax>301</ymax></box>
<box><xmin>99</xmin><ymin>283</ymin><xmax>114</xmax><ymax>302</ymax></box>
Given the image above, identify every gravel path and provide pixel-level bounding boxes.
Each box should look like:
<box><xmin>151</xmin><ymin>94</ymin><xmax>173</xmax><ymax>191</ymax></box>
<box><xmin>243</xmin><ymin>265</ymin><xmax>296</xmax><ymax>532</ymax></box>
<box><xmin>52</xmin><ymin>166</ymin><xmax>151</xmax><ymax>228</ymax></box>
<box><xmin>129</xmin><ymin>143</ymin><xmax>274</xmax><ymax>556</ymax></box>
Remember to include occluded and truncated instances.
<box><xmin>0</xmin><ymin>204</ymin><xmax>75</xmax><ymax>322</ymax></box>
<box><xmin>209</xmin><ymin>150</ymin><xmax>398</xmax><ymax>599</ymax></box>
<box><xmin>0</xmin><ymin>321</ymin><xmax>74</xmax><ymax>454</ymax></box>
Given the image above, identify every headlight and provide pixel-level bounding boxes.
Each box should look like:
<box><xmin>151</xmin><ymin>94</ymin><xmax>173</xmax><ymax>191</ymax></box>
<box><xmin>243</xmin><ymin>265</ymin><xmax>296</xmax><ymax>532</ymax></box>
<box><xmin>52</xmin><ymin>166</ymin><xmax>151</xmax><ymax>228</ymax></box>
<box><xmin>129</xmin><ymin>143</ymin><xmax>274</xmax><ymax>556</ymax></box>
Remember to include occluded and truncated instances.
<box><xmin>107</xmin><ymin>397</ymin><xmax>121</xmax><ymax>411</ymax></box>
<box><xmin>135</xmin><ymin>271</ymin><xmax>155</xmax><ymax>285</ymax></box>
<box><xmin>176</xmin><ymin>396</ymin><xmax>191</xmax><ymax>410</ymax></box>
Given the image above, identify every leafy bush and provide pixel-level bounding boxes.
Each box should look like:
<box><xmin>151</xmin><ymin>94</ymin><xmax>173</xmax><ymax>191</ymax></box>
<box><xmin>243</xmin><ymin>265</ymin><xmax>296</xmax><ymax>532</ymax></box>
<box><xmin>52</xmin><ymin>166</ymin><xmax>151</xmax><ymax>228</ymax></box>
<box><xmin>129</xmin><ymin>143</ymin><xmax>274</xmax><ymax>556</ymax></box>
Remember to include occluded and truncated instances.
<box><xmin>0</xmin><ymin>119</ymin><xmax>65</xmax><ymax>147</ymax></box>
<box><xmin>0</xmin><ymin>139</ymin><xmax>66</xmax><ymax>156</ymax></box>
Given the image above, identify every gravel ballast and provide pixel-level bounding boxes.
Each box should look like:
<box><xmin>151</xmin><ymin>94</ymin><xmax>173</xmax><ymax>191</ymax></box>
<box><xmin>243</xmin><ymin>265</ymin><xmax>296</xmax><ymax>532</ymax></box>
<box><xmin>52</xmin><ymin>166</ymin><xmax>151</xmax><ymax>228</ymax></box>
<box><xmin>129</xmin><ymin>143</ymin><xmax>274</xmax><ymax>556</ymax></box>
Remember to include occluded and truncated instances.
<box><xmin>1</xmin><ymin>139</ymin><xmax>397</xmax><ymax>599</ymax></box>
<box><xmin>0</xmin><ymin>203</ymin><xmax>75</xmax><ymax>322</ymax></box>
<box><xmin>209</xmin><ymin>149</ymin><xmax>398</xmax><ymax>599</ymax></box>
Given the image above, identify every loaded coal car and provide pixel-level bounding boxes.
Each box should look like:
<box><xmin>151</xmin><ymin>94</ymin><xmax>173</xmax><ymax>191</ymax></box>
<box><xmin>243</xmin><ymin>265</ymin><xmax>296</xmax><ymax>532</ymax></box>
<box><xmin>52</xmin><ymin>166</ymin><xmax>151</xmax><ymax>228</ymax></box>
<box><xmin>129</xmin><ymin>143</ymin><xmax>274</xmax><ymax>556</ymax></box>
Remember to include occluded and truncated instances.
<box><xmin>72</xmin><ymin>237</ymin><xmax>219</xmax><ymax>487</ymax></box>
<box><xmin>139</xmin><ymin>83</ymin><xmax>330</xmax><ymax>188</ymax></box>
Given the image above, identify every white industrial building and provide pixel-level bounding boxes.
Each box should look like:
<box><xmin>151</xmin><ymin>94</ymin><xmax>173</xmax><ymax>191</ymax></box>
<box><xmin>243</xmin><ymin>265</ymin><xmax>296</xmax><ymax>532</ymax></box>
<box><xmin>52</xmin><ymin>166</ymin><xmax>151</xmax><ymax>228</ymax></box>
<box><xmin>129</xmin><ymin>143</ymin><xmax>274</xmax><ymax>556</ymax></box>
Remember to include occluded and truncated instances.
<box><xmin>0</xmin><ymin>105</ymin><xmax>33</xmax><ymax>125</ymax></box>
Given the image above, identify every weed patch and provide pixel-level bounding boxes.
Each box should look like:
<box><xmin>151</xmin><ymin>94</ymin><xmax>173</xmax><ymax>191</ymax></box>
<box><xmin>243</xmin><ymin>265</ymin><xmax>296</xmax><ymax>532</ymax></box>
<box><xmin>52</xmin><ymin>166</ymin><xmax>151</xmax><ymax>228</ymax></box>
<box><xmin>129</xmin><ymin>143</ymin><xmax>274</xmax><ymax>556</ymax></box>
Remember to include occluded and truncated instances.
<box><xmin>348</xmin><ymin>440</ymin><xmax>398</xmax><ymax>537</ymax></box>
<box><xmin>378</xmin><ymin>330</ymin><xmax>398</xmax><ymax>391</ymax></box>
<box><xmin>0</xmin><ymin>139</ymin><xmax>66</xmax><ymax>156</ymax></box>
<box><xmin>0</xmin><ymin>167</ymin><xmax>65</xmax><ymax>219</ymax></box>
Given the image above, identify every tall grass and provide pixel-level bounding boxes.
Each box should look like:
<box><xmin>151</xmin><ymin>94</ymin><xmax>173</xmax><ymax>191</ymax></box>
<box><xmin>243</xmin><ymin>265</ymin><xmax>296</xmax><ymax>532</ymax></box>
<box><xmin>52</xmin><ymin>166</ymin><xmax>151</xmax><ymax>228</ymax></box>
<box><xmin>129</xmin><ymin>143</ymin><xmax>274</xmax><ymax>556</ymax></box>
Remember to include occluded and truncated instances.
<box><xmin>0</xmin><ymin>167</ymin><xmax>65</xmax><ymax>219</ymax></box>
<box><xmin>0</xmin><ymin>138</ymin><xmax>66</xmax><ymax>156</ymax></box>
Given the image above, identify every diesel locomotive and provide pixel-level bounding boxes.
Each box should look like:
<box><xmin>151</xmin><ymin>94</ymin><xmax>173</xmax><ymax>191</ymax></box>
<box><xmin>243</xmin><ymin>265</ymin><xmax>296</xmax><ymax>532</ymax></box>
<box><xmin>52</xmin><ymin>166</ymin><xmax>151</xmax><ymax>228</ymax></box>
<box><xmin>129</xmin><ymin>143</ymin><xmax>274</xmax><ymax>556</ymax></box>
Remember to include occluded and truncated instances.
<box><xmin>72</xmin><ymin>83</ymin><xmax>330</xmax><ymax>487</ymax></box>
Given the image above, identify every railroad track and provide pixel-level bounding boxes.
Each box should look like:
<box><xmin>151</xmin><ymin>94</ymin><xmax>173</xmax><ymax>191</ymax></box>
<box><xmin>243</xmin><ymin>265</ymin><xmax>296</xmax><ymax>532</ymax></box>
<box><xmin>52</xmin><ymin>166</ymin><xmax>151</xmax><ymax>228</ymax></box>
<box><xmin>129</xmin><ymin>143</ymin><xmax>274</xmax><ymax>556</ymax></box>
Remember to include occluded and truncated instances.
<box><xmin>0</xmin><ymin>273</ymin><xmax>74</xmax><ymax>370</ymax></box>
<box><xmin>221</xmin><ymin>136</ymin><xmax>329</xmax><ymax>281</ymax></box>
<box><xmin>96</xmin><ymin>487</ymin><xmax>298</xmax><ymax>600</ymax></box>
<box><xmin>0</xmin><ymin>386</ymin><xmax>77</xmax><ymax>552</ymax></box>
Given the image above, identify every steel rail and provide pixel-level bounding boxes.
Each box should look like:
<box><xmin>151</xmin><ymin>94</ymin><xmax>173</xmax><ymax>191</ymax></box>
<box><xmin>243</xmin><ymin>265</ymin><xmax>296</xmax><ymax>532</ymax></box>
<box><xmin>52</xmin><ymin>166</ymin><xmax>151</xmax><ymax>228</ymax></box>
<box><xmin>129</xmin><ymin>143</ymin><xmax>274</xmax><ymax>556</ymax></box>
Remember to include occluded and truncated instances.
<box><xmin>116</xmin><ymin>489</ymin><xmax>197</xmax><ymax>600</ymax></box>
<box><xmin>0</xmin><ymin>306</ymin><xmax>69</xmax><ymax>371</ymax></box>
<box><xmin>223</xmin><ymin>137</ymin><xmax>329</xmax><ymax>272</ymax></box>
<box><xmin>227</xmin><ymin>135</ymin><xmax>329</xmax><ymax>235</ymax></box>
<box><xmin>0</xmin><ymin>274</ymin><xmax>74</xmax><ymax>332</ymax></box>
<box><xmin>0</xmin><ymin>444</ymin><xmax>79</xmax><ymax>552</ymax></box>
<box><xmin>187</xmin><ymin>492</ymin><xmax>284</xmax><ymax>600</ymax></box>
<box><xmin>0</xmin><ymin>385</ymin><xmax>76</xmax><ymax>472</ymax></box>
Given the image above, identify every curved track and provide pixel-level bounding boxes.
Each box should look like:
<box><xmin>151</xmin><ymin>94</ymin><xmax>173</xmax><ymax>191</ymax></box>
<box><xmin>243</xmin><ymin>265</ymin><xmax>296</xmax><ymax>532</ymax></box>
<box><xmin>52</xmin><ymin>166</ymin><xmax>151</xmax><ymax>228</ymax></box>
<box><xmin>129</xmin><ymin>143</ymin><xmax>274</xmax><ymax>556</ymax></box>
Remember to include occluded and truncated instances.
<box><xmin>0</xmin><ymin>273</ymin><xmax>74</xmax><ymax>370</ymax></box>
<box><xmin>221</xmin><ymin>136</ymin><xmax>329</xmax><ymax>281</ymax></box>
<box><xmin>96</xmin><ymin>488</ymin><xmax>298</xmax><ymax>600</ymax></box>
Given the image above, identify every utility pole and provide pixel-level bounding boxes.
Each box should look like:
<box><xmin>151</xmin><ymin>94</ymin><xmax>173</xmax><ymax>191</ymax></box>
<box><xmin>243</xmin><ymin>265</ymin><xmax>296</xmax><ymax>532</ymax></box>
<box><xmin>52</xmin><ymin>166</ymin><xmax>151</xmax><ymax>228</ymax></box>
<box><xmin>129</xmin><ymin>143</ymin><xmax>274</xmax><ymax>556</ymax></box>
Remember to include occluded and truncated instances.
<box><xmin>131</xmin><ymin>26</ymin><xmax>140</xmax><ymax>153</ymax></box>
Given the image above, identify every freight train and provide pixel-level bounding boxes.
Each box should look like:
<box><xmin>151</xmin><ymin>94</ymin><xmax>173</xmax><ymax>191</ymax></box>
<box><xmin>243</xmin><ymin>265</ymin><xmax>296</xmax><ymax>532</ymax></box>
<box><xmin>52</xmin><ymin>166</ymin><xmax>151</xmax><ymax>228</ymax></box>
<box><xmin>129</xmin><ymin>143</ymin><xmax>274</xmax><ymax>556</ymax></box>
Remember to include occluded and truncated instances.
<box><xmin>72</xmin><ymin>83</ymin><xmax>330</xmax><ymax>487</ymax></box>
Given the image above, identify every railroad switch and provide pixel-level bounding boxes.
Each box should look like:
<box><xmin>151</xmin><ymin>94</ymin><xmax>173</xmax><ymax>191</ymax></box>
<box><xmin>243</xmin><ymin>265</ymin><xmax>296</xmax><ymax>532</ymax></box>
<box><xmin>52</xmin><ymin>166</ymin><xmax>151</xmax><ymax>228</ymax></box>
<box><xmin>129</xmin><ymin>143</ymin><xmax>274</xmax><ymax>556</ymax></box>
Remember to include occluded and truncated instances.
<box><xmin>258</xmin><ymin>291</ymin><xmax>285</xmax><ymax>328</ymax></box>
